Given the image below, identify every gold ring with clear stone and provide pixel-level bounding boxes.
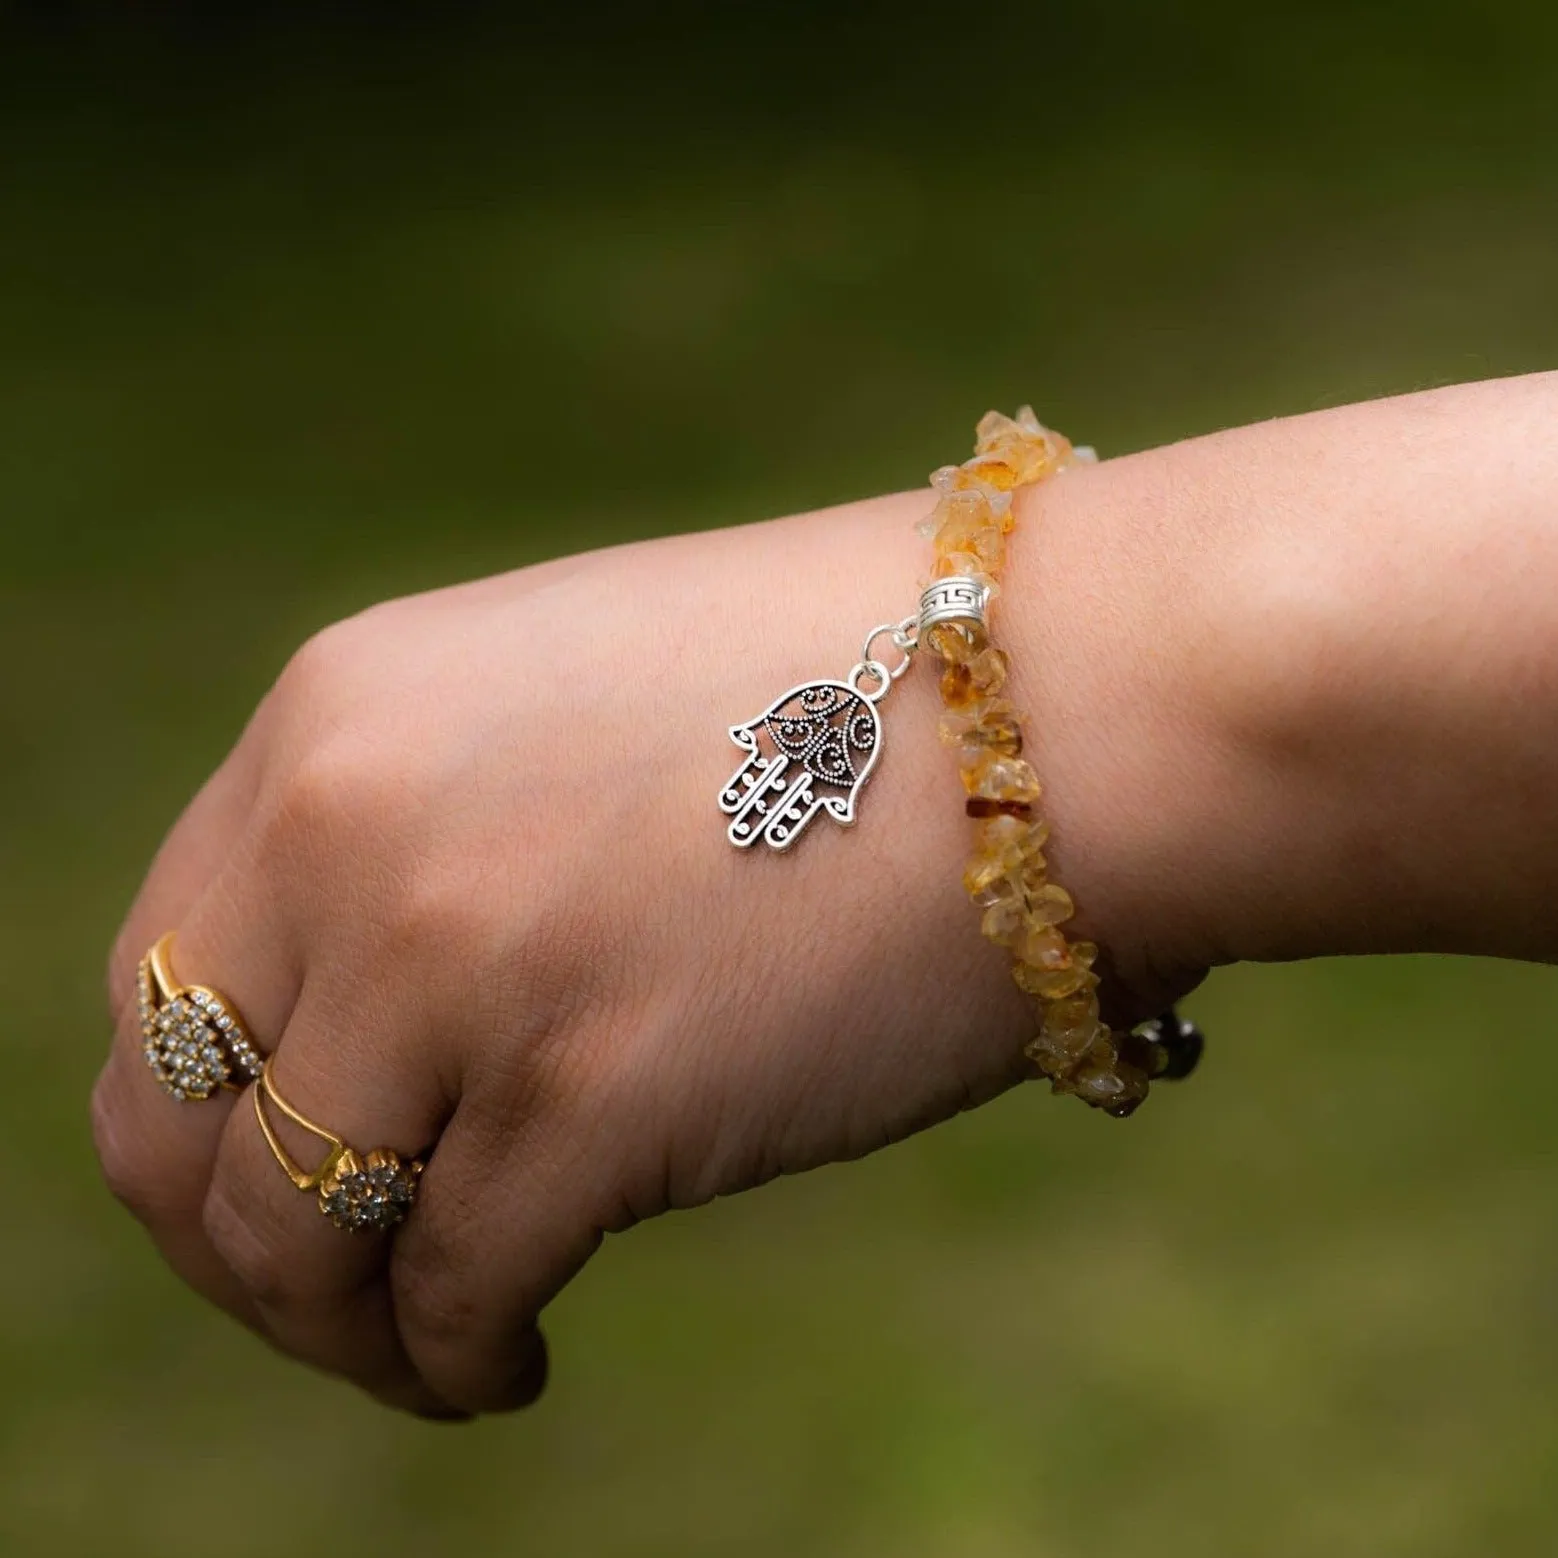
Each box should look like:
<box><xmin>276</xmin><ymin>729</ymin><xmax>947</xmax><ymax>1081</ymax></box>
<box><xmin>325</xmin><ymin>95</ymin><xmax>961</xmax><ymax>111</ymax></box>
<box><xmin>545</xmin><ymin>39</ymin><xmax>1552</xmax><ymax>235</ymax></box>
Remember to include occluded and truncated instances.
<box><xmin>253</xmin><ymin>1057</ymin><xmax>424</xmax><ymax>1233</ymax></box>
<box><xmin>138</xmin><ymin>932</ymin><xmax>265</xmax><ymax>1101</ymax></box>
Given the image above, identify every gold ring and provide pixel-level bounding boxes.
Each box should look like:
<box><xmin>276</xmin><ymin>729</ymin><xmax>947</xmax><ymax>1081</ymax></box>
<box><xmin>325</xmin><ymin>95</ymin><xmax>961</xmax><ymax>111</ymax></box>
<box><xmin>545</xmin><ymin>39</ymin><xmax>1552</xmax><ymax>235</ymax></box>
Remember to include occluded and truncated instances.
<box><xmin>253</xmin><ymin>1057</ymin><xmax>424</xmax><ymax>1232</ymax></box>
<box><xmin>138</xmin><ymin>932</ymin><xmax>265</xmax><ymax>1101</ymax></box>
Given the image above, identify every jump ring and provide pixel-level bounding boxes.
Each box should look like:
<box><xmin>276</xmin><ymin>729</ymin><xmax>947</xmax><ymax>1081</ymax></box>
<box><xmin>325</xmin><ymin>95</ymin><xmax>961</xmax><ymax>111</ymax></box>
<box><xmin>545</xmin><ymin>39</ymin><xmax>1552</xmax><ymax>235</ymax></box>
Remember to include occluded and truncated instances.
<box><xmin>858</xmin><ymin>621</ymin><xmax>916</xmax><ymax>683</ymax></box>
<box><xmin>846</xmin><ymin>659</ymin><xmax>893</xmax><ymax>701</ymax></box>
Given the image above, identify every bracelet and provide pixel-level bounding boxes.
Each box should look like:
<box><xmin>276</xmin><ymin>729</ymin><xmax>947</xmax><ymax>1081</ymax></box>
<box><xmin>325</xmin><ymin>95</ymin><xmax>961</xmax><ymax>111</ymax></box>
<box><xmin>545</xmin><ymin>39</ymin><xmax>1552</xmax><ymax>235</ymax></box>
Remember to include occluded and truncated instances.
<box><xmin>717</xmin><ymin>409</ymin><xmax>1202</xmax><ymax>1117</ymax></box>
<box><xmin>919</xmin><ymin>409</ymin><xmax>1202</xmax><ymax>1113</ymax></box>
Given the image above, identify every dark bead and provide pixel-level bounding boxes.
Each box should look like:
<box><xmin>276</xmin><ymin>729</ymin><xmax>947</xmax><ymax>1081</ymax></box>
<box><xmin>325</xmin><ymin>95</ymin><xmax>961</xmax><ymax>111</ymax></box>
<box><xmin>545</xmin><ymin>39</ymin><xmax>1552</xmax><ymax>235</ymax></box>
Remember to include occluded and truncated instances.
<box><xmin>1135</xmin><ymin>1007</ymin><xmax>1204</xmax><ymax>1081</ymax></box>
<box><xmin>965</xmin><ymin>797</ymin><xmax>1034</xmax><ymax>820</ymax></box>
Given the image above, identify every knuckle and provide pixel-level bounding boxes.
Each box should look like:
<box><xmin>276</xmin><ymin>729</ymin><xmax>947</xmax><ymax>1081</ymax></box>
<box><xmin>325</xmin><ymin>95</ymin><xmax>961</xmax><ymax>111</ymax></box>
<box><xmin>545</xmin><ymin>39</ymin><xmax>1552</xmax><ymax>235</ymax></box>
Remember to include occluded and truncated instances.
<box><xmin>282</xmin><ymin>739</ymin><xmax>374</xmax><ymax>830</ymax></box>
<box><xmin>201</xmin><ymin>1190</ymin><xmax>294</xmax><ymax>1310</ymax></box>
<box><xmin>393</xmin><ymin>1227</ymin><xmax>482</xmax><ymax>1350</ymax></box>
<box><xmin>385</xmin><ymin>870</ymin><xmax>486</xmax><ymax>966</ymax></box>
<box><xmin>92</xmin><ymin>1081</ymin><xmax>163</xmax><ymax>1223</ymax></box>
<box><xmin>258</xmin><ymin>619</ymin><xmax>406</xmax><ymax>821</ymax></box>
<box><xmin>269</xmin><ymin>605</ymin><xmax>411</xmax><ymax>731</ymax></box>
<box><xmin>394</xmin><ymin>1223</ymin><xmax>557</xmax><ymax>1413</ymax></box>
<box><xmin>273</xmin><ymin>618</ymin><xmax>369</xmax><ymax>710</ymax></box>
<box><xmin>255</xmin><ymin>734</ymin><xmax>399</xmax><ymax>868</ymax></box>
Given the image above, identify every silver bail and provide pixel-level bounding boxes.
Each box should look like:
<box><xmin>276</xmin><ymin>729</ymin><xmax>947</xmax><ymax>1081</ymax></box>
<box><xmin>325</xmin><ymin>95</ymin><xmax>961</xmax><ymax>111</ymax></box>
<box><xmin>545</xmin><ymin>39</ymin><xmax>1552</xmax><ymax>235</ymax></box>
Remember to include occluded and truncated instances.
<box><xmin>917</xmin><ymin>575</ymin><xmax>990</xmax><ymax>641</ymax></box>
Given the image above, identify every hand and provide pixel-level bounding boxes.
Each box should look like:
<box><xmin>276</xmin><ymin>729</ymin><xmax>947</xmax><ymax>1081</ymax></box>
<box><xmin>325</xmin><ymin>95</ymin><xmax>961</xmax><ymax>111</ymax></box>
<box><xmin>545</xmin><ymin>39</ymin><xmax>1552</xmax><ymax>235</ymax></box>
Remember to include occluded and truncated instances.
<box><xmin>91</xmin><ymin>479</ymin><xmax>1222</xmax><ymax>1417</ymax></box>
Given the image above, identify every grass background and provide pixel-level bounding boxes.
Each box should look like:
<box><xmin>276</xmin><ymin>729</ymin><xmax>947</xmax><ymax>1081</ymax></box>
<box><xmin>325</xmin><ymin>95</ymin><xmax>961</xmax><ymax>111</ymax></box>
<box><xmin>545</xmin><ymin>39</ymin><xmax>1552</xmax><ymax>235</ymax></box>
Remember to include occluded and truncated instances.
<box><xmin>5</xmin><ymin>6</ymin><xmax>1558</xmax><ymax>1554</ymax></box>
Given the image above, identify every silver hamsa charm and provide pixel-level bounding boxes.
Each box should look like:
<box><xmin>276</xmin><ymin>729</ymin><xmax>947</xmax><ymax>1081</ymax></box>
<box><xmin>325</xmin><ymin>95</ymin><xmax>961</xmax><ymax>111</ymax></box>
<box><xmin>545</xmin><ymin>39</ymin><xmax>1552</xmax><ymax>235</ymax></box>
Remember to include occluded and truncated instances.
<box><xmin>719</xmin><ymin>619</ymin><xmax>917</xmax><ymax>852</ymax></box>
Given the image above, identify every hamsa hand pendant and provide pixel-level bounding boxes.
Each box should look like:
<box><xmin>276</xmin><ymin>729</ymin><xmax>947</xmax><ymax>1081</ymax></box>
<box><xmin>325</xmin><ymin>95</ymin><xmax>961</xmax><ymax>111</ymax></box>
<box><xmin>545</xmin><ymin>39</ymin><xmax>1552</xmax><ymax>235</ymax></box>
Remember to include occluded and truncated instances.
<box><xmin>718</xmin><ymin>679</ymin><xmax>883</xmax><ymax>851</ymax></box>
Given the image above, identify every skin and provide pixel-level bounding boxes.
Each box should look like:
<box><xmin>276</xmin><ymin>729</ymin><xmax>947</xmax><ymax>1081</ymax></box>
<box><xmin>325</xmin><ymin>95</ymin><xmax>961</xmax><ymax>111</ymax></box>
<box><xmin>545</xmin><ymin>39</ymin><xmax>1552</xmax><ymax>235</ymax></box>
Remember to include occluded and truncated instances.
<box><xmin>93</xmin><ymin>371</ymin><xmax>1558</xmax><ymax>1418</ymax></box>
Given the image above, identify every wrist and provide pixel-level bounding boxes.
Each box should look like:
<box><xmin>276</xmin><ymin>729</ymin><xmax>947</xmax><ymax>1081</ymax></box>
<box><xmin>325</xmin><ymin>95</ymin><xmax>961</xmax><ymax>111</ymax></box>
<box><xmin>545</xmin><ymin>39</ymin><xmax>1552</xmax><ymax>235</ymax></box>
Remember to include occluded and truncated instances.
<box><xmin>994</xmin><ymin>446</ymin><xmax>1234</xmax><ymax>1014</ymax></box>
<box><xmin>700</xmin><ymin>457</ymin><xmax>1217</xmax><ymax>1106</ymax></box>
<box><xmin>675</xmin><ymin>492</ymin><xmax>1039</xmax><ymax>1117</ymax></box>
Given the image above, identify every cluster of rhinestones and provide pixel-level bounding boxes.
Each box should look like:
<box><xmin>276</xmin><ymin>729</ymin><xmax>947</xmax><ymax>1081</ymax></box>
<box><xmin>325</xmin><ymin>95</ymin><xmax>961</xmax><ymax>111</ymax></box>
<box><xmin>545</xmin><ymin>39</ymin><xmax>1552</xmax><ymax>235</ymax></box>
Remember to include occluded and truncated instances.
<box><xmin>138</xmin><ymin>956</ymin><xmax>264</xmax><ymax>1100</ymax></box>
<box><xmin>319</xmin><ymin>1150</ymin><xmax>421</xmax><ymax>1232</ymax></box>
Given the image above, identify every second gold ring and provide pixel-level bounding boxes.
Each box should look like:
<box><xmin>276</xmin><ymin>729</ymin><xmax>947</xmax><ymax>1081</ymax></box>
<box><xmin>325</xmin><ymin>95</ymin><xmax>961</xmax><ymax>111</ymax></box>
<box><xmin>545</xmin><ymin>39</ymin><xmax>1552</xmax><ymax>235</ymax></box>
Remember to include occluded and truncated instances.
<box><xmin>253</xmin><ymin>1058</ymin><xmax>424</xmax><ymax>1233</ymax></box>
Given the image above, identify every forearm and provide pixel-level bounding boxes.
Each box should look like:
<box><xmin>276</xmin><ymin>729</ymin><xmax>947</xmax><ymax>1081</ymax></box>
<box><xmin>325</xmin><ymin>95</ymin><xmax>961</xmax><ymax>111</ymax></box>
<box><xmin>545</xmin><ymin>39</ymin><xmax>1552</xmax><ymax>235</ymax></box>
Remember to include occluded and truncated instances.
<box><xmin>999</xmin><ymin>370</ymin><xmax>1558</xmax><ymax>976</ymax></box>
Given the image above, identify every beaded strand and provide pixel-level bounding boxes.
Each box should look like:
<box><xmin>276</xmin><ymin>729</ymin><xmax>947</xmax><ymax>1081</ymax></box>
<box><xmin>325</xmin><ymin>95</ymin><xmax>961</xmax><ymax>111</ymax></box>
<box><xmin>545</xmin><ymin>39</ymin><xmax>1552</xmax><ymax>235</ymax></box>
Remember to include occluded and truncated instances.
<box><xmin>918</xmin><ymin>409</ymin><xmax>1179</xmax><ymax>1116</ymax></box>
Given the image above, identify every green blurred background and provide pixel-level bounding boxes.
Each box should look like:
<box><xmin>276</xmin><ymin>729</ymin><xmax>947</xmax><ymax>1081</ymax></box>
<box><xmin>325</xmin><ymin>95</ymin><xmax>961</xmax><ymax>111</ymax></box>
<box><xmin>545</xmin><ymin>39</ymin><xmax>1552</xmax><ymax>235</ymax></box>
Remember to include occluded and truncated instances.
<box><xmin>5</xmin><ymin>5</ymin><xmax>1558</xmax><ymax>1554</ymax></box>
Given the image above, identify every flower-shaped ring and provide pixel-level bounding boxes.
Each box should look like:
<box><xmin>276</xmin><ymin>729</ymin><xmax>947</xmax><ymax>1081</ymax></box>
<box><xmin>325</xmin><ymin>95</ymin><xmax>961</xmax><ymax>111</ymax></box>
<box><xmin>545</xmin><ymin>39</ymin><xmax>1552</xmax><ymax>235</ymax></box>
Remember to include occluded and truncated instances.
<box><xmin>138</xmin><ymin>932</ymin><xmax>266</xmax><ymax>1101</ymax></box>
<box><xmin>252</xmin><ymin>1057</ymin><xmax>424</xmax><ymax>1232</ymax></box>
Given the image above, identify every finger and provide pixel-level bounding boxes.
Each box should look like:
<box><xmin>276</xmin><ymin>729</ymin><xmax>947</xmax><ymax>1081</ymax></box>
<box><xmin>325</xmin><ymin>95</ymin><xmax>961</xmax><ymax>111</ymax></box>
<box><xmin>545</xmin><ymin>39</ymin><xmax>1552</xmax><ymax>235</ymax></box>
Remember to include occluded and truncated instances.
<box><xmin>93</xmin><ymin>999</ymin><xmax>266</xmax><ymax>1332</ymax></box>
<box><xmin>92</xmin><ymin>869</ymin><xmax>299</xmax><ymax>1343</ymax></box>
<box><xmin>94</xmin><ymin>750</ymin><xmax>274</xmax><ymax>1331</ymax></box>
<box><xmin>390</xmin><ymin>1098</ymin><xmax>600</xmax><ymax>1414</ymax></box>
<box><xmin>106</xmin><ymin>752</ymin><xmax>259</xmax><ymax>1014</ymax></box>
<box><xmin>200</xmin><ymin>974</ymin><xmax>460</xmax><ymax>1417</ymax></box>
